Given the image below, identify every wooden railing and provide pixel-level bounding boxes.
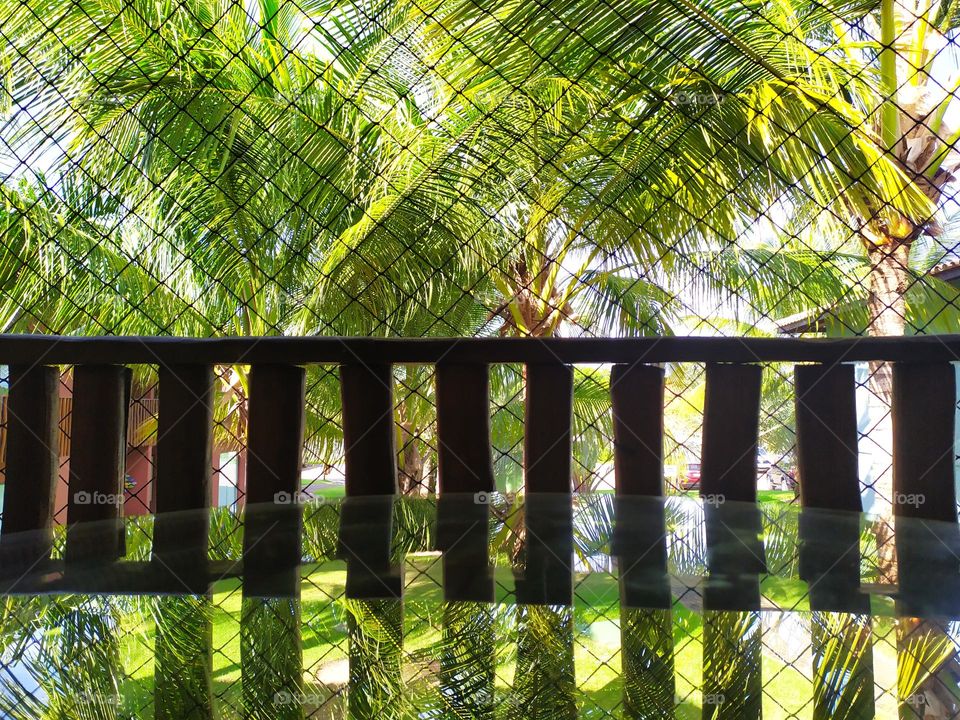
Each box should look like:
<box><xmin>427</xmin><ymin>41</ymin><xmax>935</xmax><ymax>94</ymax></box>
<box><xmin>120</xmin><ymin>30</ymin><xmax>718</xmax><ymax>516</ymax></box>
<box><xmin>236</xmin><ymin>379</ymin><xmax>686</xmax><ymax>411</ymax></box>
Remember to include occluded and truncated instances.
<box><xmin>0</xmin><ymin>335</ymin><xmax>955</xmax><ymax>607</ymax></box>
<box><xmin>0</xmin><ymin>396</ymin><xmax>158</xmax><ymax>465</ymax></box>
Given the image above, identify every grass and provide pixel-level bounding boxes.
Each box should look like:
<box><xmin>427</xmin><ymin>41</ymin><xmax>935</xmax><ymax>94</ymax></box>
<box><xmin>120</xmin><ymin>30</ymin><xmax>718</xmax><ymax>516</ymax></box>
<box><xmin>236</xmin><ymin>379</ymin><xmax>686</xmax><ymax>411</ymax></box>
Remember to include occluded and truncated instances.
<box><xmin>12</xmin><ymin>492</ymin><xmax>904</xmax><ymax>719</ymax></box>
<box><xmin>106</xmin><ymin>552</ymin><xmax>903</xmax><ymax>720</ymax></box>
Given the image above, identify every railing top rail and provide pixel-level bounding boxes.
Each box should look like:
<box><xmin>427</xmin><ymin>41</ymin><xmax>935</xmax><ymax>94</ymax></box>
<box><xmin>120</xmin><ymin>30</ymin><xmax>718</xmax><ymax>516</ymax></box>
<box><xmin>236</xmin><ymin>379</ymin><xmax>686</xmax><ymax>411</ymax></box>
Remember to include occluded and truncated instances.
<box><xmin>0</xmin><ymin>334</ymin><xmax>959</xmax><ymax>365</ymax></box>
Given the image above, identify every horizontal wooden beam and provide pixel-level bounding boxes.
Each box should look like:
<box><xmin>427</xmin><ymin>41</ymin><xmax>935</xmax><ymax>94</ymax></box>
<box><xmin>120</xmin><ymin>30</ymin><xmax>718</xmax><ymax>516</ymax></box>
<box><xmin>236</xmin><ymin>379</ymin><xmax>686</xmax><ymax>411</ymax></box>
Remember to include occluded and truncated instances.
<box><xmin>1</xmin><ymin>334</ymin><xmax>960</xmax><ymax>365</ymax></box>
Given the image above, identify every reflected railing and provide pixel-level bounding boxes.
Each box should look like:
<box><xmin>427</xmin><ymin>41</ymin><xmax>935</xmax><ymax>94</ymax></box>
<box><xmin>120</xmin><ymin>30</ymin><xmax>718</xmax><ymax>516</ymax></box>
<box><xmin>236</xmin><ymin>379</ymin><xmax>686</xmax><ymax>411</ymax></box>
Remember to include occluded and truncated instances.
<box><xmin>0</xmin><ymin>494</ymin><xmax>957</xmax><ymax>719</ymax></box>
<box><xmin>0</xmin><ymin>335</ymin><xmax>958</xmax><ymax>718</ymax></box>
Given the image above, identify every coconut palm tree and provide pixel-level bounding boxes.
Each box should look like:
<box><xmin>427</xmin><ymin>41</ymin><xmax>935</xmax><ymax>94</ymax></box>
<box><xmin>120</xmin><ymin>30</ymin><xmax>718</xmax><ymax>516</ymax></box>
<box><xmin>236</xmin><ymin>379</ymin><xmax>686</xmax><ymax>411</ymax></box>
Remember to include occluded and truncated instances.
<box><xmin>5</xmin><ymin>0</ymin><xmax>941</xmax><ymax>478</ymax></box>
<box><xmin>0</xmin><ymin>0</ymin><xmax>498</xmax><ymax>489</ymax></box>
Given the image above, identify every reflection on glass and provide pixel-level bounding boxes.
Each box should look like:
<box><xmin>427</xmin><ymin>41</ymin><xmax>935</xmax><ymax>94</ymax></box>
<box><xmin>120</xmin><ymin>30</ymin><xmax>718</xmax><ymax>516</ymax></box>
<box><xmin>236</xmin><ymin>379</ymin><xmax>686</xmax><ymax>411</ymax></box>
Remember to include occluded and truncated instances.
<box><xmin>0</xmin><ymin>596</ymin><xmax>125</xmax><ymax>719</ymax></box>
<box><xmin>0</xmin><ymin>496</ymin><xmax>957</xmax><ymax>718</ymax></box>
<box><xmin>510</xmin><ymin>604</ymin><xmax>576</xmax><ymax>720</ymax></box>
<box><xmin>622</xmin><ymin>608</ymin><xmax>674</xmax><ymax>719</ymax></box>
<box><xmin>811</xmin><ymin>612</ymin><xmax>874</xmax><ymax>720</ymax></box>
<box><xmin>436</xmin><ymin>601</ymin><xmax>494</xmax><ymax>719</ymax></box>
<box><xmin>703</xmin><ymin>610</ymin><xmax>762</xmax><ymax>720</ymax></box>
<box><xmin>154</xmin><ymin>595</ymin><xmax>213</xmax><ymax>720</ymax></box>
<box><xmin>241</xmin><ymin>597</ymin><xmax>301</xmax><ymax>720</ymax></box>
<box><xmin>346</xmin><ymin>598</ymin><xmax>404</xmax><ymax>720</ymax></box>
<box><xmin>897</xmin><ymin>618</ymin><xmax>957</xmax><ymax>720</ymax></box>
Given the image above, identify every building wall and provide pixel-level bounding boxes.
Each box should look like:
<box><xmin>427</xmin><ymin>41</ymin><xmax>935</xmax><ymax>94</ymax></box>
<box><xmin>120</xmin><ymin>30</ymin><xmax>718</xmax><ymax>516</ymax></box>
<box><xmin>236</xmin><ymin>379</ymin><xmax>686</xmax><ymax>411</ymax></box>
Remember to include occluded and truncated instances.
<box><xmin>2</xmin><ymin>372</ymin><xmax>249</xmax><ymax>523</ymax></box>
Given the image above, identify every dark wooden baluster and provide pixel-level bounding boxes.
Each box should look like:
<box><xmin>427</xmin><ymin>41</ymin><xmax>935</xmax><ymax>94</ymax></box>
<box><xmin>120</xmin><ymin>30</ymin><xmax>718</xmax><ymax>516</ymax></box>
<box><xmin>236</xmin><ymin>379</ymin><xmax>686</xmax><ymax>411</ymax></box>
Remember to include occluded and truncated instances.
<box><xmin>512</xmin><ymin>363</ymin><xmax>575</xmax><ymax>718</ymax></box>
<box><xmin>795</xmin><ymin>364</ymin><xmax>874</xmax><ymax>720</ymax></box>
<box><xmin>339</xmin><ymin>364</ymin><xmax>403</xmax><ymax>720</ymax></box>
<box><xmin>436</xmin><ymin>362</ymin><xmax>495</xmax><ymax>495</ymax></box>
<box><xmin>436</xmin><ymin>362</ymin><xmax>494</xmax><ymax>603</ymax></box>
<box><xmin>434</xmin><ymin>363</ymin><xmax>495</xmax><ymax>718</ymax></box>
<box><xmin>517</xmin><ymin>363</ymin><xmax>573</xmax><ymax>606</ymax></box>
<box><xmin>610</xmin><ymin>363</ymin><xmax>670</xmax><ymax>606</ymax></box>
<box><xmin>243</xmin><ymin>364</ymin><xmax>306</xmax><ymax>598</ymax></box>
<box><xmin>795</xmin><ymin>363</ymin><xmax>867</xmax><ymax>612</ymax></box>
<box><xmin>152</xmin><ymin>365</ymin><xmax>216</xmax><ymax>720</ymax></box>
<box><xmin>341</xmin><ymin>363</ymin><xmax>397</xmax><ymax>496</ymax></box>
<box><xmin>796</xmin><ymin>363</ymin><xmax>861</xmax><ymax>511</ymax></box>
<box><xmin>700</xmin><ymin>362</ymin><xmax>764</xmax><ymax>607</ymax></box>
<box><xmin>701</xmin><ymin>363</ymin><xmax>762</xmax><ymax>502</ymax></box>
<box><xmin>0</xmin><ymin>365</ymin><xmax>59</xmax><ymax>571</ymax></box>
<box><xmin>611</xmin><ymin>362</ymin><xmax>665</xmax><ymax>497</ymax></box>
<box><xmin>892</xmin><ymin>362</ymin><xmax>956</xmax><ymax>521</ymax></box>
<box><xmin>339</xmin><ymin>362</ymin><xmax>400</xmax><ymax>599</ymax></box>
<box><xmin>524</xmin><ymin>363</ymin><xmax>573</xmax><ymax>494</ymax></box>
<box><xmin>240</xmin><ymin>365</ymin><xmax>305</xmax><ymax>704</ymax></box>
<box><xmin>240</xmin><ymin>367</ymin><xmax>306</xmax><ymax>718</ymax></box>
<box><xmin>700</xmin><ymin>363</ymin><xmax>764</xmax><ymax>720</ymax></box>
<box><xmin>66</xmin><ymin>365</ymin><xmax>131</xmax><ymax>564</ymax></box>
<box><xmin>892</xmin><ymin>361</ymin><xmax>959</xmax><ymax>617</ymax></box>
<box><xmin>891</xmin><ymin>363</ymin><xmax>957</xmax><ymax>717</ymax></box>
<box><xmin>609</xmin><ymin>363</ymin><xmax>674</xmax><ymax>719</ymax></box>
<box><xmin>153</xmin><ymin>364</ymin><xmax>215</xmax><ymax>581</ymax></box>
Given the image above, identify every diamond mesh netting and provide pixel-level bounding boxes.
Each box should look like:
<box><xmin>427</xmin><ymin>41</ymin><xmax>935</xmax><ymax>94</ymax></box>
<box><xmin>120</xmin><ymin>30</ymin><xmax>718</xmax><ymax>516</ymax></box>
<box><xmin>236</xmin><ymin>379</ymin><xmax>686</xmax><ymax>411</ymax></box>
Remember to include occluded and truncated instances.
<box><xmin>1</xmin><ymin>0</ymin><xmax>960</xmax><ymax>717</ymax></box>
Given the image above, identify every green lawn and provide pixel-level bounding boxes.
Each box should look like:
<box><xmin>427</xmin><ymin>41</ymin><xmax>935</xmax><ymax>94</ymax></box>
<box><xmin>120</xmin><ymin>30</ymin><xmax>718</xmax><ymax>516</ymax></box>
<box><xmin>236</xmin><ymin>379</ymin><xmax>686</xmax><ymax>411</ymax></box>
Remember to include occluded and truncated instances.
<box><xmin>110</xmin><ymin>552</ymin><xmax>901</xmax><ymax>720</ymax></box>
<box><xmin>17</xmin><ymin>492</ymin><xmax>902</xmax><ymax>719</ymax></box>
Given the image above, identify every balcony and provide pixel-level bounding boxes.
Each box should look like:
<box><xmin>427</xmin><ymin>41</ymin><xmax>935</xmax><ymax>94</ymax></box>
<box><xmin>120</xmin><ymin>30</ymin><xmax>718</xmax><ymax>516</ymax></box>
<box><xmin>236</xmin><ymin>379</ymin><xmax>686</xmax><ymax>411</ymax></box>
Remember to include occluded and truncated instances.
<box><xmin>0</xmin><ymin>334</ymin><xmax>955</xmax><ymax>718</ymax></box>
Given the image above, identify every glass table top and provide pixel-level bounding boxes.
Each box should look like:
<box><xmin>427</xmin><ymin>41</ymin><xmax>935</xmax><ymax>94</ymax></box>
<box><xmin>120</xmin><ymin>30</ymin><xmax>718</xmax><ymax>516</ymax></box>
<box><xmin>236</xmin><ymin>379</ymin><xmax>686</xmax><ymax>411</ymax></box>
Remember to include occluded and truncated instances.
<box><xmin>0</xmin><ymin>493</ymin><xmax>956</xmax><ymax>719</ymax></box>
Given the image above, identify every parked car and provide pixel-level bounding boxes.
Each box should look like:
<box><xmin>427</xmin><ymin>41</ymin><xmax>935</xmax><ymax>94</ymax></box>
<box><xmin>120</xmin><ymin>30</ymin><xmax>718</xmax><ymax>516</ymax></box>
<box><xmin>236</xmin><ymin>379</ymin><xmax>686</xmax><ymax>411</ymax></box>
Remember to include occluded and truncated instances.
<box><xmin>757</xmin><ymin>451</ymin><xmax>795</xmax><ymax>490</ymax></box>
<box><xmin>680</xmin><ymin>463</ymin><xmax>701</xmax><ymax>490</ymax></box>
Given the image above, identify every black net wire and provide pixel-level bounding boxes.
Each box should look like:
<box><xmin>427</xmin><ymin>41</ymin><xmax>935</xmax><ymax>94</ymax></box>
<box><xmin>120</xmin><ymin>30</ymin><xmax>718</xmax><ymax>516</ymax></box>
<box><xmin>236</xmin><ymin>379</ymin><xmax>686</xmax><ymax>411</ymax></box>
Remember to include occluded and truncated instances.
<box><xmin>0</xmin><ymin>495</ymin><xmax>956</xmax><ymax>719</ymax></box>
<box><xmin>1</xmin><ymin>0</ymin><xmax>960</xmax><ymax>717</ymax></box>
<box><xmin>2</xmin><ymin>0</ymin><xmax>960</xmax><ymax>506</ymax></box>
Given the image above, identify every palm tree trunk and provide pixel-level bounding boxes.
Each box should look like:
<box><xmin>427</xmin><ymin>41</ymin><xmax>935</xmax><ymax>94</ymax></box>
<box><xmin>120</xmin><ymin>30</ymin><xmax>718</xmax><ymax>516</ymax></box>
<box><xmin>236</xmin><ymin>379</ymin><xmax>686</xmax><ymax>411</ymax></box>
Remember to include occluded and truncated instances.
<box><xmin>868</xmin><ymin>242</ymin><xmax>960</xmax><ymax>720</ymax></box>
<box><xmin>865</xmin><ymin>239</ymin><xmax>911</xmax><ymax>582</ymax></box>
<box><xmin>867</xmin><ymin>241</ymin><xmax>911</xmax><ymax>338</ymax></box>
<box><xmin>399</xmin><ymin>420</ymin><xmax>424</xmax><ymax>495</ymax></box>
